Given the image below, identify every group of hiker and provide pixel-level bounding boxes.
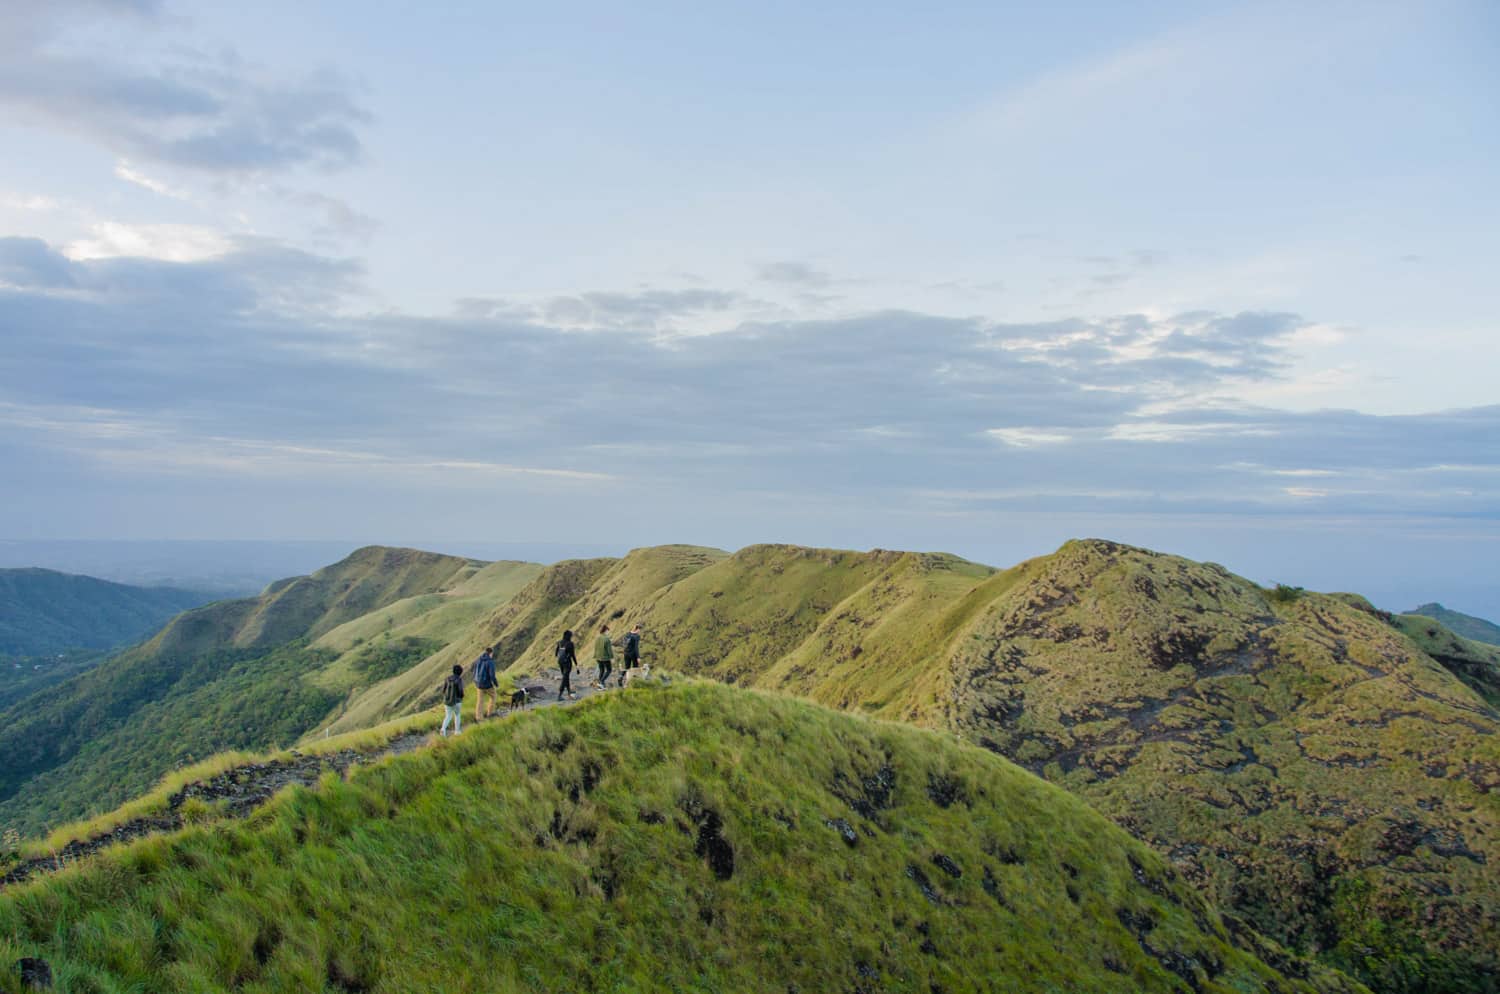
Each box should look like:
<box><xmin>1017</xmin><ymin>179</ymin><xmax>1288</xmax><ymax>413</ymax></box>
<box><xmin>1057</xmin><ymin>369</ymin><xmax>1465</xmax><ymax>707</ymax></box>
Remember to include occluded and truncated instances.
<box><xmin>438</xmin><ymin>622</ymin><xmax>644</xmax><ymax>736</ymax></box>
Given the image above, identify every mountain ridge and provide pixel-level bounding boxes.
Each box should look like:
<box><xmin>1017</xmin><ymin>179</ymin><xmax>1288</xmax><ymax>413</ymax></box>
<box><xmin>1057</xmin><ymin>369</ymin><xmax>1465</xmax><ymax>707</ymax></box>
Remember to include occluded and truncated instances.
<box><xmin>1</xmin><ymin>537</ymin><xmax>1495</xmax><ymax>992</ymax></box>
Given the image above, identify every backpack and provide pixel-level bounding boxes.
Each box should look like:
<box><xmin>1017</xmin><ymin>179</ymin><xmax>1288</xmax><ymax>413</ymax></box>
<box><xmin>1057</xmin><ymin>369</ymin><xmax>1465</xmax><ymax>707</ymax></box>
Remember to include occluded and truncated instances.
<box><xmin>443</xmin><ymin>674</ymin><xmax>463</xmax><ymax>706</ymax></box>
<box><xmin>556</xmin><ymin>641</ymin><xmax>571</xmax><ymax>665</ymax></box>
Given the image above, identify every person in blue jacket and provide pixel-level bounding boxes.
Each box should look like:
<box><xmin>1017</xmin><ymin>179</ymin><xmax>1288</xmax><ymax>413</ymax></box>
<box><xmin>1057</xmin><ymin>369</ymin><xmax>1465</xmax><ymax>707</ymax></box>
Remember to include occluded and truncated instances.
<box><xmin>473</xmin><ymin>646</ymin><xmax>499</xmax><ymax>721</ymax></box>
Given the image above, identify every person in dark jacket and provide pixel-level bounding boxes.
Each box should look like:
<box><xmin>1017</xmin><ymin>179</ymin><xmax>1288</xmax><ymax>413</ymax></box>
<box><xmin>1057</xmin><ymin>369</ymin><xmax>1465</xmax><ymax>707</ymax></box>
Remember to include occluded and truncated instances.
<box><xmin>617</xmin><ymin>624</ymin><xmax>642</xmax><ymax>687</ymax></box>
<box><xmin>440</xmin><ymin>664</ymin><xmax>464</xmax><ymax>736</ymax></box>
<box><xmin>473</xmin><ymin>647</ymin><xmax>498</xmax><ymax>721</ymax></box>
<box><xmin>556</xmin><ymin>630</ymin><xmax>579</xmax><ymax>701</ymax></box>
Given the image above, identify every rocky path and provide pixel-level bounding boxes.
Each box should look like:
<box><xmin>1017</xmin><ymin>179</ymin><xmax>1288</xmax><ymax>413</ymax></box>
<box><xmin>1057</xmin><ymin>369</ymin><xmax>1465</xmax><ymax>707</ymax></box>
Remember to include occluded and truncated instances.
<box><xmin>0</xmin><ymin>667</ymin><xmax>629</xmax><ymax>891</ymax></box>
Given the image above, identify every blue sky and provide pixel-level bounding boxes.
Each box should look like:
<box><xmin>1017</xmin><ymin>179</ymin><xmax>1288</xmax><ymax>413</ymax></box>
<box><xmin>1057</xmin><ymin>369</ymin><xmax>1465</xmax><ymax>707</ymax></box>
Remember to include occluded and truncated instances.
<box><xmin>1</xmin><ymin>0</ymin><xmax>1496</xmax><ymax>615</ymax></box>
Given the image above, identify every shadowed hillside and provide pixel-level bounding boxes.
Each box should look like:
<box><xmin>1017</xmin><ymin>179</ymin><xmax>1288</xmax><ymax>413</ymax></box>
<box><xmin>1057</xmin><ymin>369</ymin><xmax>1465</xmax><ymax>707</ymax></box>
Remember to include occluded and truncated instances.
<box><xmin>0</xmin><ymin>682</ymin><xmax>1366</xmax><ymax>994</ymax></box>
<box><xmin>0</xmin><ymin>547</ymin><xmax>531</xmax><ymax>836</ymax></box>
<box><xmin>0</xmin><ymin>567</ymin><xmax>212</xmax><ymax>657</ymax></box>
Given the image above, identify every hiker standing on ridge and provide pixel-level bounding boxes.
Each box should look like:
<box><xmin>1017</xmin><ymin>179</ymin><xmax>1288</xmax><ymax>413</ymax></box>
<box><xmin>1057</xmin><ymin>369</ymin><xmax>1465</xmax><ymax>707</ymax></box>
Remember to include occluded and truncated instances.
<box><xmin>440</xmin><ymin>664</ymin><xmax>464</xmax><ymax>736</ymax></box>
<box><xmin>473</xmin><ymin>646</ymin><xmax>498</xmax><ymax>721</ymax></box>
<box><xmin>556</xmin><ymin>629</ymin><xmax>579</xmax><ymax>701</ymax></box>
<box><xmin>617</xmin><ymin>623</ymin><xmax>642</xmax><ymax>687</ymax></box>
<box><xmin>594</xmin><ymin>624</ymin><xmax>614</xmax><ymax>689</ymax></box>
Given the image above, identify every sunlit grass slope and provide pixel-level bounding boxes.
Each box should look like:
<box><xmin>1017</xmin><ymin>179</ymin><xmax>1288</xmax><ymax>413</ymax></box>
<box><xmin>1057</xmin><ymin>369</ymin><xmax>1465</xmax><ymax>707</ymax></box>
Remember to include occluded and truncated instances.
<box><xmin>306</xmin><ymin>560</ymin><xmax>543</xmax><ymax>694</ymax></box>
<box><xmin>0</xmin><ymin>682</ymin><xmax>1364</xmax><ymax>994</ymax></box>
<box><xmin>322</xmin><ymin>546</ymin><xmax>725</xmax><ymax>735</ymax></box>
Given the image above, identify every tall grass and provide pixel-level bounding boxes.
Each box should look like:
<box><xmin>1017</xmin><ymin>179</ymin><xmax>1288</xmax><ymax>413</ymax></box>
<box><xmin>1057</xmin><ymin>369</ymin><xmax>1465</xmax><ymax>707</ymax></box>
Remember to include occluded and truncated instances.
<box><xmin>0</xmin><ymin>681</ymin><xmax>1361</xmax><ymax>994</ymax></box>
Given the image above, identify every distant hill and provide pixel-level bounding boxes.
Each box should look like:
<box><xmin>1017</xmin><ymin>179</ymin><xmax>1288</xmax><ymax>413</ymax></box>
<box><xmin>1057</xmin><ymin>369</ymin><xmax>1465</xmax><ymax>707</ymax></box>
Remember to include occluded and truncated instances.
<box><xmin>0</xmin><ymin>547</ymin><xmax>540</xmax><ymax>837</ymax></box>
<box><xmin>0</xmin><ymin>567</ymin><xmax>213</xmax><ymax>657</ymax></box>
<box><xmin>1408</xmin><ymin>602</ymin><xmax>1500</xmax><ymax>646</ymax></box>
<box><xmin>0</xmin><ymin>681</ymin><xmax>1365</xmax><ymax>994</ymax></box>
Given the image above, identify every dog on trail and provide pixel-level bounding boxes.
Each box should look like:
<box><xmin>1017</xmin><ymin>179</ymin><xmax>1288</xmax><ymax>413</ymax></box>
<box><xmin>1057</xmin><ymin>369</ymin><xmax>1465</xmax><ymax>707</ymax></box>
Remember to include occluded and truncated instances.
<box><xmin>509</xmin><ymin>685</ymin><xmax>545</xmax><ymax>711</ymax></box>
<box><xmin>622</xmin><ymin>663</ymin><xmax>651</xmax><ymax>687</ymax></box>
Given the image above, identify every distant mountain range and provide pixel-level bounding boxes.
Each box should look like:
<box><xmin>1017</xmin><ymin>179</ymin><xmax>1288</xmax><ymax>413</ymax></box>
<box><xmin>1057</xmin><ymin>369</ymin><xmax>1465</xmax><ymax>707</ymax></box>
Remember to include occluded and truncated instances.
<box><xmin>1408</xmin><ymin>601</ymin><xmax>1500</xmax><ymax>646</ymax></box>
<box><xmin>1</xmin><ymin>540</ymin><xmax>1495</xmax><ymax>993</ymax></box>
<box><xmin>0</xmin><ymin>567</ymin><xmax>214</xmax><ymax>657</ymax></box>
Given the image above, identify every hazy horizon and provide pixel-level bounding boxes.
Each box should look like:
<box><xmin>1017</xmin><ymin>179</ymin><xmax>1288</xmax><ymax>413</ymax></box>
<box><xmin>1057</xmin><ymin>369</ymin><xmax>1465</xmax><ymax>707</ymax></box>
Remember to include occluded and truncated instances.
<box><xmin>4</xmin><ymin>528</ymin><xmax>1496</xmax><ymax>622</ymax></box>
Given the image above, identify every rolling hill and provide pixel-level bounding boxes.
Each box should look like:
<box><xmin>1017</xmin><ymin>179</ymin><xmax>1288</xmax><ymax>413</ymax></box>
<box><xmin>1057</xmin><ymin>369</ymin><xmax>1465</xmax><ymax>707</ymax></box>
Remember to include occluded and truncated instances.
<box><xmin>2</xmin><ymin>538</ymin><xmax>1494</xmax><ymax>992</ymax></box>
<box><xmin>0</xmin><ymin>681</ymin><xmax>1366</xmax><ymax>994</ymax></box>
<box><xmin>0</xmin><ymin>547</ymin><xmax>539</xmax><ymax>837</ymax></box>
<box><xmin>313</xmin><ymin>540</ymin><xmax>1498</xmax><ymax>992</ymax></box>
<box><xmin>0</xmin><ymin>566</ymin><xmax>213</xmax><ymax>657</ymax></box>
<box><xmin>1407</xmin><ymin>602</ymin><xmax>1500</xmax><ymax>647</ymax></box>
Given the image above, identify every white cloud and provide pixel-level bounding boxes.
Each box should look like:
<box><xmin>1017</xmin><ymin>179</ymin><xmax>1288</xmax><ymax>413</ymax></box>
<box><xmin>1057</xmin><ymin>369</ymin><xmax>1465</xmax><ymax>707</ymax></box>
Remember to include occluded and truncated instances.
<box><xmin>985</xmin><ymin>427</ymin><xmax>1074</xmax><ymax>448</ymax></box>
<box><xmin>1107</xmin><ymin>421</ymin><xmax>1277</xmax><ymax>443</ymax></box>
<box><xmin>0</xmin><ymin>192</ymin><xmax>59</xmax><ymax>211</ymax></box>
<box><xmin>64</xmin><ymin>221</ymin><xmax>230</xmax><ymax>262</ymax></box>
<box><xmin>113</xmin><ymin>159</ymin><xmax>189</xmax><ymax>200</ymax></box>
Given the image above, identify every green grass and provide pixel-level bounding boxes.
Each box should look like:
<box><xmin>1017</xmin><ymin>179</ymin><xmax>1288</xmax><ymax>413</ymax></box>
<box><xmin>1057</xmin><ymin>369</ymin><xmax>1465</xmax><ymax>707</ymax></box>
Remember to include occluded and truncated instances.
<box><xmin>4</xmin><ymin>537</ymin><xmax>1494</xmax><ymax>994</ymax></box>
<box><xmin>320</xmin><ymin>537</ymin><xmax>1491</xmax><ymax>994</ymax></box>
<box><xmin>0</xmin><ymin>681</ymin><xmax>1364</xmax><ymax>994</ymax></box>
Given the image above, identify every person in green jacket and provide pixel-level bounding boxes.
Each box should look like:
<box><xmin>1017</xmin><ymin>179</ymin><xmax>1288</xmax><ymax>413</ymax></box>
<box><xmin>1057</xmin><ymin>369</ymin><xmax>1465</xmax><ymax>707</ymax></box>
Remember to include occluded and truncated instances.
<box><xmin>593</xmin><ymin>624</ymin><xmax>614</xmax><ymax>689</ymax></box>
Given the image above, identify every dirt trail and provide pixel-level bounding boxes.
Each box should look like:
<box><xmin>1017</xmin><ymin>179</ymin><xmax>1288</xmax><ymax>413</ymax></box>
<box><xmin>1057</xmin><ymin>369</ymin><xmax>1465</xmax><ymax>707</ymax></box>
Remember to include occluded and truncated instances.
<box><xmin>0</xmin><ymin>668</ymin><xmax>627</xmax><ymax>890</ymax></box>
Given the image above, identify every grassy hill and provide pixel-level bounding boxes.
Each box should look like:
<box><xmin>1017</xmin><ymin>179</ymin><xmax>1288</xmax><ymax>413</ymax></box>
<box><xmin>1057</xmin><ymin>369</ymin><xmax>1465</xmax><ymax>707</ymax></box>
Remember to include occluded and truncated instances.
<box><xmin>0</xmin><ymin>681</ymin><xmax>1365</xmax><ymax>994</ymax></box>
<box><xmin>0</xmin><ymin>567</ymin><xmax>212</xmax><ymax>657</ymax></box>
<box><xmin>1407</xmin><ymin>602</ymin><xmax>1500</xmax><ymax>646</ymax></box>
<box><xmin>3</xmin><ymin>538</ymin><xmax>1493</xmax><ymax>991</ymax></box>
<box><xmin>320</xmin><ymin>540</ymin><xmax>1496</xmax><ymax>993</ymax></box>
<box><xmin>0</xmin><ymin>547</ymin><xmax>532</xmax><ymax>837</ymax></box>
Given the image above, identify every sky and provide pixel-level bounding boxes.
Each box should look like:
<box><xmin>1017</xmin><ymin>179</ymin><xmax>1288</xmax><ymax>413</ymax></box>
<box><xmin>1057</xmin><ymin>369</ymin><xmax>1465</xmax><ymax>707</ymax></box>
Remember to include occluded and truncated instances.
<box><xmin>1</xmin><ymin>0</ymin><xmax>1497</xmax><ymax>616</ymax></box>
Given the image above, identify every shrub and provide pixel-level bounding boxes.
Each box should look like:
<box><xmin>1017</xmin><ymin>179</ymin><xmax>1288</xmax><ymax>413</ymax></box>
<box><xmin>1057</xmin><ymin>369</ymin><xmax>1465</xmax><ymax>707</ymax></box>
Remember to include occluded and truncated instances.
<box><xmin>1268</xmin><ymin>583</ymin><xmax>1305</xmax><ymax>604</ymax></box>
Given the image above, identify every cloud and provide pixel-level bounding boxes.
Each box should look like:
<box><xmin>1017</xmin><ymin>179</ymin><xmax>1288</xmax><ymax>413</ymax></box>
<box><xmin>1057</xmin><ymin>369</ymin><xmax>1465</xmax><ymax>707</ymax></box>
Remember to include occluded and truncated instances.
<box><xmin>1</xmin><ymin>235</ymin><xmax>1496</xmax><ymax>526</ymax></box>
<box><xmin>268</xmin><ymin>187</ymin><xmax>380</xmax><ymax>242</ymax></box>
<box><xmin>65</xmin><ymin>222</ymin><xmax>232</xmax><ymax>263</ymax></box>
<box><xmin>755</xmin><ymin>261</ymin><xmax>833</xmax><ymax>288</ymax></box>
<box><xmin>113</xmin><ymin>159</ymin><xmax>190</xmax><ymax>199</ymax></box>
<box><xmin>0</xmin><ymin>4</ymin><xmax>370</xmax><ymax>176</ymax></box>
<box><xmin>985</xmin><ymin>428</ymin><xmax>1074</xmax><ymax>448</ymax></box>
<box><xmin>541</xmin><ymin>289</ymin><xmax>745</xmax><ymax>331</ymax></box>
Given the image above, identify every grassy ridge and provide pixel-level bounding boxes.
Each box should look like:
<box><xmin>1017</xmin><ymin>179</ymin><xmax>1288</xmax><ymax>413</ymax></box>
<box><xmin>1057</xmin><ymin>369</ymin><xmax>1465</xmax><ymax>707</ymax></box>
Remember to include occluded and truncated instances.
<box><xmin>0</xmin><ymin>682</ymin><xmax>1365</xmax><ymax>994</ymax></box>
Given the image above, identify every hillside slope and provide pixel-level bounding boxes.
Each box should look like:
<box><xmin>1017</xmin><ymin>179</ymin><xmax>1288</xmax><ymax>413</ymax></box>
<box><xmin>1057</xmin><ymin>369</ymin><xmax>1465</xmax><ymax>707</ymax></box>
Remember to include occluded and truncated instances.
<box><xmin>0</xmin><ymin>547</ymin><xmax>521</xmax><ymax>836</ymax></box>
<box><xmin>1386</xmin><ymin>610</ymin><xmax>1500</xmax><ymax>707</ymax></box>
<box><xmin>0</xmin><ymin>567</ymin><xmax>212</xmax><ymax>657</ymax></box>
<box><xmin>1408</xmin><ymin>602</ymin><xmax>1500</xmax><ymax>646</ymax></box>
<box><xmin>0</xmin><ymin>682</ymin><xmax>1365</xmax><ymax>994</ymax></box>
<box><xmin>380</xmin><ymin>539</ymin><xmax>1494</xmax><ymax>993</ymax></box>
<box><xmin>320</xmin><ymin>545</ymin><xmax>725</xmax><ymax>734</ymax></box>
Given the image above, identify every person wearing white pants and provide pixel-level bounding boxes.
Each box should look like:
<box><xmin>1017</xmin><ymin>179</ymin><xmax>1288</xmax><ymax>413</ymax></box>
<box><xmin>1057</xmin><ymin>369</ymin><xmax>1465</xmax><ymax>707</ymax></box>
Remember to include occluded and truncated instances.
<box><xmin>440</xmin><ymin>664</ymin><xmax>464</xmax><ymax>736</ymax></box>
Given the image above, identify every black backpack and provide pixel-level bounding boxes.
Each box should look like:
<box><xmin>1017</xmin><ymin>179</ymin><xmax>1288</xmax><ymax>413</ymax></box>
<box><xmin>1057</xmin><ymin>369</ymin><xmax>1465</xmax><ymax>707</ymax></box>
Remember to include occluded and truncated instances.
<box><xmin>556</xmin><ymin>641</ymin><xmax>571</xmax><ymax>664</ymax></box>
